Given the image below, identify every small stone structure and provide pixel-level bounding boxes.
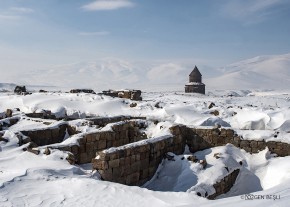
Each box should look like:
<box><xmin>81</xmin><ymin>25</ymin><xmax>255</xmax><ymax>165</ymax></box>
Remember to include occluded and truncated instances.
<box><xmin>14</xmin><ymin>85</ymin><xmax>27</xmax><ymax>95</ymax></box>
<box><xmin>185</xmin><ymin>66</ymin><xmax>205</xmax><ymax>94</ymax></box>
<box><xmin>102</xmin><ymin>89</ymin><xmax>142</xmax><ymax>101</ymax></box>
<box><xmin>70</xmin><ymin>89</ymin><xmax>96</xmax><ymax>94</ymax></box>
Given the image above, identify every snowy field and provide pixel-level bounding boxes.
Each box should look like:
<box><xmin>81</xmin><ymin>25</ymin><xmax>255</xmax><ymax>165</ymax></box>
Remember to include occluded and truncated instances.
<box><xmin>1</xmin><ymin>88</ymin><xmax>290</xmax><ymax>206</ymax></box>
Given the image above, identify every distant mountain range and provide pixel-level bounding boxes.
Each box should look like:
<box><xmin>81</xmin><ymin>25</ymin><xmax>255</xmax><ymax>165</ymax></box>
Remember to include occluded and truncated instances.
<box><xmin>1</xmin><ymin>53</ymin><xmax>290</xmax><ymax>91</ymax></box>
<box><xmin>206</xmin><ymin>53</ymin><xmax>290</xmax><ymax>90</ymax></box>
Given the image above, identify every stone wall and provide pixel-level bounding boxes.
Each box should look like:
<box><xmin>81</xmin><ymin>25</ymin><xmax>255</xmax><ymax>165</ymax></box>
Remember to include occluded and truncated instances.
<box><xmin>92</xmin><ymin>133</ymin><xmax>185</xmax><ymax>186</ymax></box>
<box><xmin>86</xmin><ymin>116</ymin><xmax>146</xmax><ymax>127</ymax></box>
<box><xmin>176</xmin><ymin>126</ymin><xmax>290</xmax><ymax>157</ymax></box>
<box><xmin>92</xmin><ymin>125</ymin><xmax>290</xmax><ymax>187</ymax></box>
<box><xmin>57</xmin><ymin>121</ymin><xmax>148</xmax><ymax>164</ymax></box>
<box><xmin>102</xmin><ymin>89</ymin><xmax>142</xmax><ymax>101</ymax></box>
<box><xmin>207</xmin><ymin>169</ymin><xmax>240</xmax><ymax>200</ymax></box>
<box><xmin>21</xmin><ymin>123</ymin><xmax>69</xmax><ymax>146</ymax></box>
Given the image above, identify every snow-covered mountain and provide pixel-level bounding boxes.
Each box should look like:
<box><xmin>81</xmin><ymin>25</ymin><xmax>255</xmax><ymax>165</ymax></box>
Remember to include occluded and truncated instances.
<box><xmin>0</xmin><ymin>83</ymin><xmax>16</xmax><ymax>91</ymax></box>
<box><xmin>1</xmin><ymin>53</ymin><xmax>290</xmax><ymax>91</ymax></box>
<box><xmin>207</xmin><ymin>53</ymin><xmax>290</xmax><ymax>89</ymax></box>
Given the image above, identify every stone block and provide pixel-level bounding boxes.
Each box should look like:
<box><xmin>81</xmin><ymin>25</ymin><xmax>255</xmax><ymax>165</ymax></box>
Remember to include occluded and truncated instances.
<box><xmin>125</xmin><ymin>148</ymin><xmax>131</xmax><ymax>156</ymax></box>
<box><xmin>140</xmin><ymin>159</ymin><xmax>149</xmax><ymax>168</ymax></box>
<box><xmin>251</xmin><ymin>147</ymin><xmax>259</xmax><ymax>153</ymax></box>
<box><xmin>243</xmin><ymin>147</ymin><xmax>251</xmax><ymax>153</ymax></box>
<box><xmin>240</xmin><ymin>140</ymin><xmax>250</xmax><ymax>148</ymax></box>
<box><xmin>80</xmin><ymin>153</ymin><xmax>88</xmax><ymax>163</ymax></box>
<box><xmin>109</xmin><ymin>159</ymin><xmax>120</xmax><ymax>168</ymax></box>
<box><xmin>86</xmin><ymin>143</ymin><xmax>94</xmax><ymax>152</ymax></box>
<box><xmin>51</xmin><ymin>128</ymin><xmax>59</xmax><ymax>139</ymax></box>
<box><xmin>257</xmin><ymin>141</ymin><xmax>266</xmax><ymax>149</ymax></box>
<box><xmin>79</xmin><ymin>144</ymin><xmax>86</xmax><ymax>153</ymax></box>
<box><xmin>93</xmin><ymin>143</ymin><xmax>99</xmax><ymax>150</ymax></box>
<box><xmin>85</xmin><ymin>134</ymin><xmax>93</xmax><ymax>143</ymax></box>
<box><xmin>98</xmin><ymin>140</ymin><xmax>106</xmax><ymax>149</ymax></box>
<box><xmin>266</xmin><ymin>141</ymin><xmax>277</xmax><ymax>150</ymax></box>
<box><xmin>124</xmin><ymin>157</ymin><xmax>131</xmax><ymax>166</ymax></box>
<box><xmin>110</xmin><ymin>152</ymin><xmax>119</xmax><ymax>160</ymax></box>
<box><xmin>119</xmin><ymin>158</ymin><xmax>125</xmax><ymax>165</ymax></box>
<box><xmin>99</xmin><ymin>132</ymin><xmax>107</xmax><ymax>140</ymax></box>
<box><xmin>131</xmin><ymin>155</ymin><xmax>136</xmax><ymax>163</ymax></box>
<box><xmin>250</xmin><ymin>141</ymin><xmax>258</xmax><ymax>148</ymax></box>
<box><xmin>98</xmin><ymin>152</ymin><xmax>110</xmax><ymax>161</ymax></box>
<box><xmin>71</xmin><ymin>145</ymin><xmax>79</xmax><ymax>154</ymax></box>
<box><xmin>140</xmin><ymin>168</ymin><xmax>149</xmax><ymax>179</ymax></box>
<box><xmin>92</xmin><ymin>133</ymin><xmax>100</xmax><ymax>141</ymax></box>
<box><xmin>131</xmin><ymin>161</ymin><xmax>141</xmax><ymax>172</ymax></box>
<box><xmin>226</xmin><ymin>129</ymin><xmax>234</xmax><ymax>137</ymax></box>
<box><xmin>140</xmin><ymin>152</ymin><xmax>146</xmax><ymax>160</ymax></box>
<box><xmin>126</xmin><ymin>172</ymin><xmax>140</xmax><ymax>185</ymax></box>
<box><xmin>92</xmin><ymin>160</ymin><xmax>109</xmax><ymax>170</ymax></box>
<box><xmin>101</xmin><ymin>169</ymin><xmax>113</xmax><ymax>180</ymax></box>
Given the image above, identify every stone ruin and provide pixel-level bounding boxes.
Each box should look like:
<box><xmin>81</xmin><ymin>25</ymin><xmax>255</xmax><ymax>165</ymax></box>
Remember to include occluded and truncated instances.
<box><xmin>70</xmin><ymin>89</ymin><xmax>96</xmax><ymax>94</ymax></box>
<box><xmin>14</xmin><ymin>85</ymin><xmax>29</xmax><ymax>95</ymax></box>
<box><xmin>102</xmin><ymin>89</ymin><xmax>142</xmax><ymax>101</ymax></box>
<box><xmin>2</xmin><ymin>109</ymin><xmax>290</xmax><ymax>199</ymax></box>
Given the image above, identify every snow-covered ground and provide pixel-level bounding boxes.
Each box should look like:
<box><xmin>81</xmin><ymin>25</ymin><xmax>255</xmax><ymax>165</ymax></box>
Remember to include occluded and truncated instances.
<box><xmin>1</xmin><ymin>89</ymin><xmax>290</xmax><ymax>206</ymax></box>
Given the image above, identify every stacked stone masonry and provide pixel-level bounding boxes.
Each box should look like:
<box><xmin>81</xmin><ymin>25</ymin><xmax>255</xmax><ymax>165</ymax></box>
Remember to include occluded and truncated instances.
<box><xmin>179</xmin><ymin>126</ymin><xmax>290</xmax><ymax>157</ymax></box>
<box><xmin>21</xmin><ymin>123</ymin><xmax>68</xmax><ymax>146</ymax></box>
<box><xmin>92</xmin><ymin>134</ymin><xmax>185</xmax><ymax>186</ymax></box>
<box><xmin>92</xmin><ymin>125</ymin><xmax>290</xmax><ymax>188</ymax></box>
<box><xmin>86</xmin><ymin>116</ymin><xmax>146</xmax><ymax>127</ymax></box>
<box><xmin>207</xmin><ymin>169</ymin><xmax>240</xmax><ymax>199</ymax></box>
<box><xmin>56</xmin><ymin>121</ymin><xmax>147</xmax><ymax>164</ymax></box>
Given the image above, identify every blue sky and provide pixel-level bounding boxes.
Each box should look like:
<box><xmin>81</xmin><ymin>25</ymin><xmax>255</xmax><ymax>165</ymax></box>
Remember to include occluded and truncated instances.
<box><xmin>0</xmin><ymin>0</ymin><xmax>290</xmax><ymax>72</ymax></box>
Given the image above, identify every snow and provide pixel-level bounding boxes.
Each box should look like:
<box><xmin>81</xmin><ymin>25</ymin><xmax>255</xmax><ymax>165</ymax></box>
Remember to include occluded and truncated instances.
<box><xmin>185</xmin><ymin>82</ymin><xmax>205</xmax><ymax>86</ymax></box>
<box><xmin>1</xmin><ymin>85</ymin><xmax>290</xmax><ymax>206</ymax></box>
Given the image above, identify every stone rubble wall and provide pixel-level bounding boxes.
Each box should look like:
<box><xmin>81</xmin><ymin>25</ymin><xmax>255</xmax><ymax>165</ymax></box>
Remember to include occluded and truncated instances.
<box><xmin>92</xmin><ymin>124</ymin><xmax>290</xmax><ymax>187</ymax></box>
<box><xmin>92</xmin><ymin>133</ymin><xmax>185</xmax><ymax>186</ymax></box>
<box><xmin>179</xmin><ymin>126</ymin><xmax>290</xmax><ymax>157</ymax></box>
<box><xmin>86</xmin><ymin>116</ymin><xmax>146</xmax><ymax>127</ymax></box>
<box><xmin>21</xmin><ymin>123</ymin><xmax>68</xmax><ymax>146</ymax></box>
<box><xmin>207</xmin><ymin>169</ymin><xmax>240</xmax><ymax>200</ymax></box>
<box><xmin>57</xmin><ymin>121</ymin><xmax>148</xmax><ymax>164</ymax></box>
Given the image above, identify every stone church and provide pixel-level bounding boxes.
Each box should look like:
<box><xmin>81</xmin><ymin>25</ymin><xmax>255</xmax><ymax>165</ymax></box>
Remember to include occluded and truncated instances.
<box><xmin>185</xmin><ymin>66</ymin><xmax>205</xmax><ymax>94</ymax></box>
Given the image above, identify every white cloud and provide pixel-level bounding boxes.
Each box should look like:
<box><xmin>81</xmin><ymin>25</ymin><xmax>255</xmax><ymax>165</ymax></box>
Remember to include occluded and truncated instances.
<box><xmin>222</xmin><ymin>0</ymin><xmax>287</xmax><ymax>24</ymax></box>
<box><xmin>0</xmin><ymin>14</ymin><xmax>20</xmax><ymax>20</ymax></box>
<box><xmin>78</xmin><ymin>31</ymin><xmax>110</xmax><ymax>36</ymax></box>
<box><xmin>0</xmin><ymin>7</ymin><xmax>34</xmax><ymax>21</ymax></box>
<box><xmin>10</xmin><ymin>7</ymin><xmax>34</xmax><ymax>13</ymax></box>
<box><xmin>82</xmin><ymin>0</ymin><xmax>134</xmax><ymax>11</ymax></box>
